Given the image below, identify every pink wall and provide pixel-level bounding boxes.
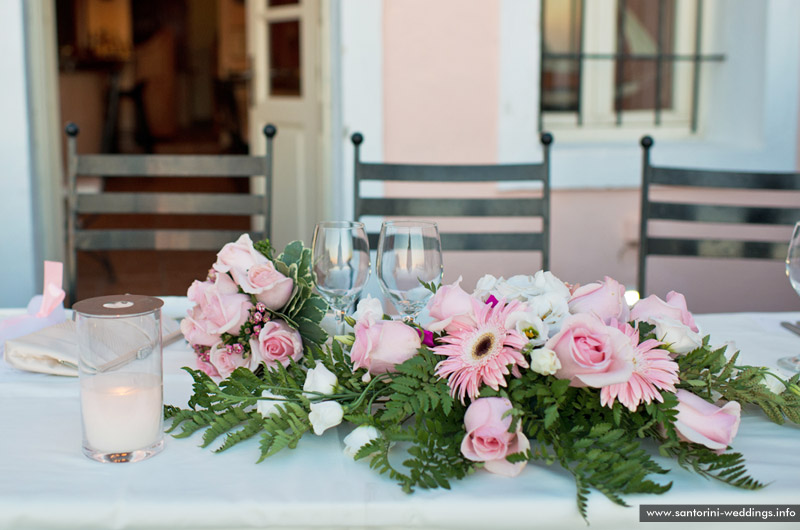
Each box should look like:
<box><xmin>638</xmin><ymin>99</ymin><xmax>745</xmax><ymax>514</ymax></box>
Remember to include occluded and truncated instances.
<box><xmin>382</xmin><ymin>0</ymin><xmax>500</xmax><ymax>163</ymax></box>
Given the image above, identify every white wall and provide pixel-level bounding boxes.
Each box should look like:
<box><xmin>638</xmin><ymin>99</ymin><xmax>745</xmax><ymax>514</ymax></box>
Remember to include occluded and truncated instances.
<box><xmin>0</xmin><ymin>0</ymin><xmax>36</xmax><ymax>307</ymax></box>
<box><xmin>338</xmin><ymin>0</ymin><xmax>383</xmax><ymax>222</ymax></box>
<box><xmin>499</xmin><ymin>0</ymin><xmax>800</xmax><ymax>188</ymax></box>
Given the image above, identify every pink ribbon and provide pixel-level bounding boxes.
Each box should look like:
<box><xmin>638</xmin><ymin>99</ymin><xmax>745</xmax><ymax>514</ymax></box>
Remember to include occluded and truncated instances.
<box><xmin>0</xmin><ymin>262</ymin><xmax>66</xmax><ymax>352</ymax></box>
<box><xmin>36</xmin><ymin>261</ymin><xmax>65</xmax><ymax>318</ymax></box>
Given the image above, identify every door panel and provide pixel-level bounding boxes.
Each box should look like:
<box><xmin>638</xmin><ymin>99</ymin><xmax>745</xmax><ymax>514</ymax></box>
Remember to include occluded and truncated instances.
<box><xmin>247</xmin><ymin>0</ymin><xmax>321</xmax><ymax>248</ymax></box>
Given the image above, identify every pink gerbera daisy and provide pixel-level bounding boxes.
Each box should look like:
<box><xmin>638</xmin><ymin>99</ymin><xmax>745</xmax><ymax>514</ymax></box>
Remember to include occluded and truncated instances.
<box><xmin>600</xmin><ymin>320</ymin><xmax>679</xmax><ymax>412</ymax></box>
<box><xmin>433</xmin><ymin>298</ymin><xmax>529</xmax><ymax>403</ymax></box>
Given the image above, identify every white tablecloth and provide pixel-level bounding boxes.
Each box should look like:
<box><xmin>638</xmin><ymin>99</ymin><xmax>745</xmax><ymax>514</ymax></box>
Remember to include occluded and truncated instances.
<box><xmin>2</xmin><ymin>302</ymin><xmax>800</xmax><ymax>529</ymax></box>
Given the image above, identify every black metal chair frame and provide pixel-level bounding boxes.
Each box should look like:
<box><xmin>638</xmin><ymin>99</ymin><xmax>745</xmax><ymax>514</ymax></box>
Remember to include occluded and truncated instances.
<box><xmin>638</xmin><ymin>135</ymin><xmax>800</xmax><ymax>296</ymax></box>
<box><xmin>64</xmin><ymin>122</ymin><xmax>277</xmax><ymax>303</ymax></box>
<box><xmin>351</xmin><ymin>132</ymin><xmax>553</xmax><ymax>270</ymax></box>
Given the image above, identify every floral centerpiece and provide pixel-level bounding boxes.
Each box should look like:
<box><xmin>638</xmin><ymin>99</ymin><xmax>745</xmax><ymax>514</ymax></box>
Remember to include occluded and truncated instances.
<box><xmin>168</xmin><ymin>236</ymin><xmax>800</xmax><ymax>521</ymax></box>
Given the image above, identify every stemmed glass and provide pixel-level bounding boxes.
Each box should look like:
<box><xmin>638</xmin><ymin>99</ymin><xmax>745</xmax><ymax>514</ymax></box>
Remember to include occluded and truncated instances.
<box><xmin>778</xmin><ymin>221</ymin><xmax>800</xmax><ymax>372</ymax></box>
<box><xmin>312</xmin><ymin>221</ymin><xmax>371</xmax><ymax>334</ymax></box>
<box><xmin>376</xmin><ymin>220</ymin><xmax>443</xmax><ymax>320</ymax></box>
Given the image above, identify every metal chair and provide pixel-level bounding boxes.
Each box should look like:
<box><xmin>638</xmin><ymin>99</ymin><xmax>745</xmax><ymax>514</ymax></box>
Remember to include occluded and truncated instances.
<box><xmin>351</xmin><ymin>132</ymin><xmax>553</xmax><ymax>270</ymax></box>
<box><xmin>65</xmin><ymin>122</ymin><xmax>277</xmax><ymax>303</ymax></box>
<box><xmin>638</xmin><ymin>135</ymin><xmax>800</xmax><ymax>296</ymax></box>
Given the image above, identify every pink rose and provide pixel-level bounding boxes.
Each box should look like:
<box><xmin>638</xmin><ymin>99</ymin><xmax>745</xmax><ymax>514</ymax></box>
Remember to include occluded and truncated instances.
<box><xmin>631</xmin><ymin>291</ymin><xmax>698</xmax><ymax>332</ymax></box>
<box><xmin>180</xmin><ymin>306</ymin><xmax>221</xmax><ymax>347</ymax></box>
<box><xmin>426</xmin><ymin>277</ymin><xmax>476</xmax><ymax>332</ymax></box>
<box><xmin>545</xmin><ymin>313</ymin><xmax>634</xmax><ymax>388</ymax></box>
<box><xmin>186</xmin><ymin>273</ymin><xmax>253</xmax><ymax>336</ymax></box>
<box><xmin>213</xmin><ymin>233</ymin><xmax>269</xmax><ymax>283</ymax></box>
<box><xmin>208</xmin><ymin>343</ymin><xmax>250</xmax><ymax>379</ymax></box>
<box><xmin>460</xmin><ymin>397</ymin><xmax>530</xmax><ymax>477</ymax></box>
<box><xmin>674</xmin><ymin>389</ymin><xmax>741</xmax><ymax>454</ymax></box>
<box><xmin>196</xmin><ymin>355</ymin><xmax>221</xmax><ymax>378</ymax></box>
<box><xmin>351</xmin><ymin>319</ymin><xmax>421</xmax><ymax>375</ymax></box>
<box><xmin>250</xmin><ymin>319</ymin><xmax>303</xmax><ymax>369</ymax></box>
<box><xmin>245</xmin><ymin>261</ymin><xmax>294</xmax><ymax>310</ymax></box>
<box><xmin>568</xmin><ymin>276</ymin><xmax>630</xmax><ymax>324</ymax></box>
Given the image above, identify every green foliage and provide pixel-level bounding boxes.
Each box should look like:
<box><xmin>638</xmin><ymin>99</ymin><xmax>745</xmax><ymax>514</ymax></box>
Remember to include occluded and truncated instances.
<box><xmin>362</xmin><ymin>348</ymin><xmax>474</xmax><ymax>492</ymax></box>
<box><xmin>253</xmin><ymin>239</ymin><xmax>274</xmax><ymax>260</ymax></box>
<box><xmin>167</xmin><ymin>368</ymin><xmax>265</xmax><ymax>451</ymax></box>
<box><xmin>418</xmin><ymin>279</ymin><xmax>440</xmax><ymax>294</ymax></box>
<box><xmin>506</xmin><ymin>367</ymin><xmax>674</xmax><ymax>521</ymax></box>
<box><xmin>665</xmin><ymin>441</ymin><xmax>765</xmax><ymax>490</ymax></box>
<box><xmin>258</xmin><ymin>402</ymin><xmax>311</xmax><ymax>461</ymax></box>
<box><xmin>678</xmin><ymin>342</ymin><xmax>800</xmax><ymax>424</ymax></box>
<box><xmin>381</xmin><ymin>348</ymin><xmax>458</xmax><ymax>423</ymax></box>
<box><xmin>266</xmin><ymin>240</ymin><xmax>329</xmax><ymax>349</ymax></box>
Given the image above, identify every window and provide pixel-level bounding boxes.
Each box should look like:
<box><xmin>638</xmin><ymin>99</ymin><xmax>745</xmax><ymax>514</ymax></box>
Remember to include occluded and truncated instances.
<box><xmin>539</xmin><ymin>0</ymin><xmax>724</xmax><ymax>133</ymax></box>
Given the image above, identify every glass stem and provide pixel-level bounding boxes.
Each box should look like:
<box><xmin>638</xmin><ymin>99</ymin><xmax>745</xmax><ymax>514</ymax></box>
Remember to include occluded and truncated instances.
<box><xmin>334</xmin><ymin>308</ymin><xmax>346</xmax><ymax>336</ymax></box>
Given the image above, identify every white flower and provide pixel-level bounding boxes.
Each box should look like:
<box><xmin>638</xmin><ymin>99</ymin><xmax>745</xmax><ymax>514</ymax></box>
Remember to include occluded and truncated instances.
<box><xmin>303</xmin><ymin>361</ymin><xmax>338</xmax><ymax>397</ymax></box>
<box><xmin>495</xmin><ymin>275</ymin><xmax>539</xmax><ymax>302</ymax></box>
<box><xmin>530</xmin><ymin>347</ymin><xmax>561</xmax><ymax>376</ymax></box>
<box><xmin>308</xmin><ymin>401</ymin><xmax>344</xmax><ymax>435</ymax></box>
<box><xmin>343</xmin><ymin>425</ymin><xmax>381</xmax><ymax>458</ymax></box>
<box><xmin>256</xmin><ymin>390</ymin><xmax>284</xmax><ymax>418</ymax></box>
<box><xmin>526</xmin><ymin>292</ymin><xmax>570</xmax><ymax>335</ymax></box>
<box><xmin>652</xmin><ymin>318</ymin><xmax>703</xmax><ymax>355</ymax></box>
<box><xmin>473</xmin><ymin>274</ymin><xmax>502</xmax><ymax>301</ymax></box>
<box><xmin>761</xmin><ymin>373</ymin><xmax>787</xmax><ymax>395</ymax></box>
<box><xmin>353</xmin><ymin>295</ymin><xmax>384</xmax><ymax>324</ymax></box>
<box><xmin>505</xmin><ymin>310</ymin><xmax>549</xmax><ymax>347</ymax></box>
<box><xmin>530</xmin><ymin>271</ymin><xmax>571</xmax><ymax>299</ymax></box>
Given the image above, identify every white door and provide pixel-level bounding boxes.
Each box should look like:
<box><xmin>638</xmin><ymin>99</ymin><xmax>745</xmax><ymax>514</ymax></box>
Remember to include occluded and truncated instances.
<box><xmin>246</xmin><ymin>0</ymin><xmax>325</xmax><ymax>248</ymax></box>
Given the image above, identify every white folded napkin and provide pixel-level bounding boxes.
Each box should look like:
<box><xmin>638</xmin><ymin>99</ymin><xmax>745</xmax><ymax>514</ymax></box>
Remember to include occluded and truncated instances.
<box><xmin>3</xmin><ymin>317</ymin><xmax>182</xmax><ymax>377</ymax></box>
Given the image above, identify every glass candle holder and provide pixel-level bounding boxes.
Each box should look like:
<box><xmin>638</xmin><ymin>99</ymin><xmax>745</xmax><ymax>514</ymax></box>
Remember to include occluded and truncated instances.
<box><xmin>73</xmin><ymin>295</ymin><xmax>165</xmax><ymax>463</ymax></box>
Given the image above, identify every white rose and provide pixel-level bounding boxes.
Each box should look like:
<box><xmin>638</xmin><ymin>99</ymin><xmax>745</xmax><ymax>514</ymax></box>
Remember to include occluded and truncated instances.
<box><xmin>256</xmin><ymin>390</ymin><xmax>284</xmax><ymax>418</ymax></box>
<box><xmin>526</xmin><ymin>292</ymin><xmax>570</xmax><ymax>335</ymax></box>
<box><xmin>530</xmin><ymin>347</ymin><xmax>561</xmax><ymax>376</ymax></box>
<box><xmin>343</xmin><ymin>425</ymin><xmax>381</xmax><ymax>458</ymax></box>
<box><xmin>652</xmin><ymin>318</ymin><xmax>703</xmax><ymax>355</ymax></box>
<box><xmin>505</xmin><ymin>310</ymin><xmax>549</xmax><ymax>347</ymax></box>
<box><xmin>303</xmin><ymin>361</ymin><xmax>339</xmax><ymax>397</ymax></box>
<box><xmin>308</xmin><ymin>401</ymin><xmax>344</xmax><ymax>435</ymax></box>
<box><xmin>473</xmin><ymin>274</ymin><xmax>502</xmax><ymax>301</ymax></box>
<box><xmin>353</xmin><ymin>295</ymin><xmax>384</xmax><ymax>324</ymax></box>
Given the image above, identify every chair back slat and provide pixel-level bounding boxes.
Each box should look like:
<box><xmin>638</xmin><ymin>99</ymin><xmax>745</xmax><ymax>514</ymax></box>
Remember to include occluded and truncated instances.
<box><xmin>638</xmin><ymin>135</ymin><xmax>800</xmax><ymax>296</ymax></box>
<box><xmin>76</xmin><ymin>154</ymin><xmax>268</xmax><ymax>177</ymax></box>
<box><xmin>74</xmin><ymin>229</ymin><xmax>264</xmax><ymax>251</ymax></box>
<box><xmin>76</xmin><ymin>193</ymin><xmax>267</xmax><ymax>215</ymax></box>
<box><xmin>647</xmin><ymin>237</ymin><xmax>788</xmax><ymax>260</ymax></box>
<box><xmin>649</xmin><ymin>202</ymin><xmax>800</xmax><ymax>225</ymax></box>
<box><xmin>352</xmin><ymin>132</ymin><xmax>553</xmax><ymax>270</ymax></box>
<box><xmin>650</xmin><ymin>166</ymin><xmax>800</xmax><ymax>190</ymax></box>
<box><xmin>359</xmin><ymin>198</ymin><xmax>544</xmax><ymax>218</ymax></box>
<box><xmin>358</xmin><ymin>162</ymin><xmax>547</xmax><ymax>182</ymax></box>
<box><xmin>367</xmin><ymin>232</ymin><xmax>543</xmax><ymax>252</ymax></box>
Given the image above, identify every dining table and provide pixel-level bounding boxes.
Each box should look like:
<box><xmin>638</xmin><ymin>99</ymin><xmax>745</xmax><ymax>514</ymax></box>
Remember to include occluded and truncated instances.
<box><xmin>1</xmin><ymin>297</ymin><xmax>799</xmax><ymax>530</ymax></box>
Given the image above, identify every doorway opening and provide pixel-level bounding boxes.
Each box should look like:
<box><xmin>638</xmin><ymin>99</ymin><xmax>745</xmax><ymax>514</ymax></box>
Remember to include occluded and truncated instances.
<box><xmin>56</xmin><ymin>0</ymin><xmax>253</xmax><ymax>299</ymax></box>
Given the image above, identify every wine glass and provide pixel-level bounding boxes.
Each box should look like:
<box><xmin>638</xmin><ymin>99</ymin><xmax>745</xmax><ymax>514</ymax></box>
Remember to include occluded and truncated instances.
<box><xmin>312</xmin><ymin>221</ymin><xmax>371</xmax><ymax>334</ymax></box>
<box><xmin>778</xmin><ymin>221</ymin><xmax>800</xmax><ymax>372</ymax></box>
<box><xmin>376</xmin><ymin>220</ymin><xmax>443</xmax><ymax>320</ymax></box>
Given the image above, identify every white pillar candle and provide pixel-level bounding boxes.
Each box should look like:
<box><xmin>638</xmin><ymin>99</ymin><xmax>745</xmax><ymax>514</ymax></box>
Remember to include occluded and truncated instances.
<box><xmin>80</xmin><ymin>372</ymin><xmax>163</xmax><ymax>453</ymax></box>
